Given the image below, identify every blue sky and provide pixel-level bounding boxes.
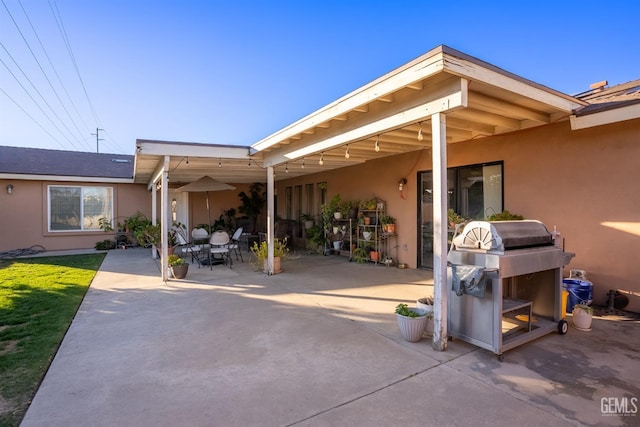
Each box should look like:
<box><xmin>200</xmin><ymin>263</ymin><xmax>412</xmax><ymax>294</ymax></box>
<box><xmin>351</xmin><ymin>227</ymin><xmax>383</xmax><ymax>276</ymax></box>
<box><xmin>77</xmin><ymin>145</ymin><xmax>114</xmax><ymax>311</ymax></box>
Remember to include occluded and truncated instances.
<box><xmin>1</xmin><ymin>0</ymin><xmax>639</xmax><ymax>155</ymax></box>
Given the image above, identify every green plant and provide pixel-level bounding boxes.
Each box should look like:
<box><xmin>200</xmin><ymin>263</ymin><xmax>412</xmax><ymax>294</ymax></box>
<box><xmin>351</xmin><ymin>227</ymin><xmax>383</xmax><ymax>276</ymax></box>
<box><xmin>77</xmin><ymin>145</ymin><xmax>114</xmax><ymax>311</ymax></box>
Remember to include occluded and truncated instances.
<box><xmin>487</xmin><ymin>210</ymin><xmax>525</xmax><ymax>221</ymax></box>
<box><xmin>98</xmin><ymin>217</ymin><xmax>114</xmax><ymax>232</ymax></box>
<box><xmin>300</xmin><ymin>213</ymin><xmax>314</xmax><ymax>222</ymax></box>
<box><xmin>250</xmin><ymin>238</ymin><xmax>289</xmax><ymax>262</ymax></box>
<box><xmin>238</xmin><ymin>182</ymin><xmax>266</xmax><ymax>234</ymax></box>
<box><xmin>124</xmin><ymin>212</ymin><xmax>151</xmax><ymax>235</ymax></box>
<box><xmin>380</xmin><ymin>215</ymin><xmax>396</xmax><ymax>225</ymax></box>
<box><xmin>352</xmin><ymin>247</ymin><xmax>368</xmax><ymax>263</ymax></box>
<box><xmin>447</xmin><ymin>209</ymin><xmax>465</xmax><ymax>226</ymax></box>
<box><xmin>305</xmin><ymin>224</ymin><xmax>325</xmax><ymax>246</ymax></box>
<box><xmin>167</xmin><ymin>254</ymin><xmax>184</xmax><ymax>266</ymax></box>
<box><xmin>95</xmin><ymin>239</ymin><xmax>116</xmax><ymax>250</ymax></box>
<box><xmin>573</xmin><ymin>303</ymin><xmax>594</xmax><ymax>315</ymax></box>
<box><xmin>395</xmin><ymin>303</ymin><xmax>426</xmax><ymax>318</ymax></box>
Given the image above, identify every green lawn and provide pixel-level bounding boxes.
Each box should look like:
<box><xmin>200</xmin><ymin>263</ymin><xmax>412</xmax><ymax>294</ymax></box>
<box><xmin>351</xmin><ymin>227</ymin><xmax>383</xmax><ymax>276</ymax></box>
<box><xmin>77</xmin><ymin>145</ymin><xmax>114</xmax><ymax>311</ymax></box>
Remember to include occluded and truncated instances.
<box><xmin>0</xmin><ymin>254</ymin><xmax>105</xmax><ymax>427</ymax></box>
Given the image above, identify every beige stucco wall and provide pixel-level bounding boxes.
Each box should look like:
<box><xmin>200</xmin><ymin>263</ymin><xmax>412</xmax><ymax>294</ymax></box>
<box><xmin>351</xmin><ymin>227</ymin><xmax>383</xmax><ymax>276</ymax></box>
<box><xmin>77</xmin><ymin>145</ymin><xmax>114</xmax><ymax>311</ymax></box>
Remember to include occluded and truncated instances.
<box><xmin>276</xmin><ymin>118</ymin><xmax>640</xmax><ymax>312</ymax></box>
<box><xmin>0</xmin><ymin>180</ymin><xmax>150</xmax><ymax>252</ymax></box>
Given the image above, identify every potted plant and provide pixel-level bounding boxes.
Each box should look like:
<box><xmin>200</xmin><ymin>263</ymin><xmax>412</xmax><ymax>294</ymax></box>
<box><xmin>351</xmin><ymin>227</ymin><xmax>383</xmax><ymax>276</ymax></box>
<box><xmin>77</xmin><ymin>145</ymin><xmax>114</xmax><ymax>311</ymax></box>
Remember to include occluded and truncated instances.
<box><xmin>572</xmin><ymin>303</ymin><xmax>594</xmax><ymax>331</ymax></box>
<box><xmin>381</xmin><ymin>215</ymin><xmax>396</xmax><ymax>233</ymax></box>
<box><xmin>447</xmin><ymin>209</ymin><xmax>466</xmax><ymax>228</ymax></box>
<box><xmin>168</xmin><ymin>254</ymin><xmax>189</xmax><ymax>279</ymax></box>
<box><xmin>395</xmin><ymin>303</ymin><xmax>429</xmax><ymax>342</ymax></box>
<box><xmin>353</xmin><ymin>247</ymin><xmax>368</xmax><ymax>263</ymax></box>
<box><xmin>487</xmin><ymin>210</ymin><xmax>525</xmax><ymax>221</ymax></box>
<box><xmin>238</xmin><ymin>182</ymin><xmax>266</xmax><ymax>234</ymax></box>
<box><xmin>300</xmin><ymin>213</ymin><xmax>314</xmax><ymax>229</ymax></box>
<box><xmin>417</xmin><ymin>296</ymin><xmax>434</xmax><ymax>335</ymax></box>
<box><xmin>250</xmin><ymin>238</ymin><xmax>289</xmax><ymax>274</ymax></box>
<box><xmin>305</xmin><ymin>224</ymin><xmax>325</xmax><ymax>253</ymax></box>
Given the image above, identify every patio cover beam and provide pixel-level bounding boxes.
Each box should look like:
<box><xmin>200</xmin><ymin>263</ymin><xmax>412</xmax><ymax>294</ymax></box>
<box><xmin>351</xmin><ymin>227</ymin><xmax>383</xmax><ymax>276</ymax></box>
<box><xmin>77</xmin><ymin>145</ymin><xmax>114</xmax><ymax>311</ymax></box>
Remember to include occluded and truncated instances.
<box><xmin>262</xmin><ymin>77</ymin><xmax>468</xmax><ymax>167</ymax></box>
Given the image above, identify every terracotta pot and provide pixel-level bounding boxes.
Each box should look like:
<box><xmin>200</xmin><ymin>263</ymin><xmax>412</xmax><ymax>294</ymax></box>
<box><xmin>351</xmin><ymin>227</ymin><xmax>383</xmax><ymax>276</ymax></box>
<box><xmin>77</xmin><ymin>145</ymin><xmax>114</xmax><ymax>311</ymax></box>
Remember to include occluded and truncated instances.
<box><xmin>369</xmin><ymin>251</ymin><xmax>380</xmax><ymax>262</ymax></box>
<box><xmin>364</xmin><ymin>217</ymin><xmax>371</xmax><ymax>225</ymax></box>
<box><xmin>263</xmin><ymin>257</ymin><xmax>282</xmax><ymax>274</ymax></box>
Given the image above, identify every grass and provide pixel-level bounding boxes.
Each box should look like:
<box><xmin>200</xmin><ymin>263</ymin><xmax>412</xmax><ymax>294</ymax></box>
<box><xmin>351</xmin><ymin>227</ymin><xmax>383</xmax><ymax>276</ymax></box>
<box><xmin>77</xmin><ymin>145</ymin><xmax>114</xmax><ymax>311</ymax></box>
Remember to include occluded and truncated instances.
<box><xmin>0</xmin><ymin>254</ymin><xmax>105</xmax><ymax>427</ymax></box>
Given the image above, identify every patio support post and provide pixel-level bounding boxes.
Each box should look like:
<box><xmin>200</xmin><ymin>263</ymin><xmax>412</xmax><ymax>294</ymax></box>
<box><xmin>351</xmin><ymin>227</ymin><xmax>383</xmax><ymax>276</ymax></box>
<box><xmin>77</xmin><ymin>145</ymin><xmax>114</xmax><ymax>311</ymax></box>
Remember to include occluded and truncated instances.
<box><xmin>151</xmin><ymin>182</ymin><xmax>157</xmax><ymax>259</ymax></box>
<box><xmin>160</xmin><ymin>156</ymin><xmax>169</xmax><ymax>282</ymax></box>
<box><xmin>266</xmin><ymin>166</ymin><xmax>275</xmax><ymax>275</ymax></box>
<box><xmin>432</xmin><ymin>112</ymin><xmax>448</xmax><ymax>351</ymax></box>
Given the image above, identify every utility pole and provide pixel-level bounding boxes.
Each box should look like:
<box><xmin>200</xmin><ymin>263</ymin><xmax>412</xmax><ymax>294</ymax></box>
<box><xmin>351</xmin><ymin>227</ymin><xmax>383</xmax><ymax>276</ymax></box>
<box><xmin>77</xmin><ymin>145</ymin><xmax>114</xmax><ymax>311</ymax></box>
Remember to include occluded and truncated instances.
<box><xmin>91</xmin><ymin>128</ymin><xmax>104</xmax><ymax>153</ymax></box>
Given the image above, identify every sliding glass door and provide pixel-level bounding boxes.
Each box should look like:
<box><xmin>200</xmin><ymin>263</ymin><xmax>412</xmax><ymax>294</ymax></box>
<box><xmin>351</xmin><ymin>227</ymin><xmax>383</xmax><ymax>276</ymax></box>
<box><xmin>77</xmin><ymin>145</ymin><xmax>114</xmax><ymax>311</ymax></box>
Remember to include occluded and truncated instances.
<box><xmin>419</xmin><ymin>162</ymin><xmax>503</xmax><ymax>269</ymax></box>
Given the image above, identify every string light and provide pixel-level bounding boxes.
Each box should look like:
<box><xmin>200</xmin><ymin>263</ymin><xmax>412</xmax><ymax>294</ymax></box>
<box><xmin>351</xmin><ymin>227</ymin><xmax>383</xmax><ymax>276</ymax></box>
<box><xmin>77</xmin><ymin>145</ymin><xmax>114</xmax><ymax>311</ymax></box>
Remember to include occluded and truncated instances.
<box><xmin>417</xmin><ymin>122</ymin><xmax>424</xmax><ymax>141</ymax></box>
<box><xmin>185</xmin><ymin>156</ymin><xmax>189</xmax><ymax>165</ymax></box>
<box><xmin>248</xmin><ymin>159</ymin><xmax>251</xmax><ymax>167</ymax></box>
<box><xmin>285</xmin><ymin>163</ymin><xmax>289</xmax><ymax>173</ymax></box>
<box><xmin>374</xmin><ymin>135</ymin><xmax>380</xmax><ymax>152</ymax></box>
<box><xmin>218</xmin><ymin>158</ymin><xmax>222</xmax><ymax>168</ymax></box>
<box><xmin>345</xmin><ymin>145</ymin><xmax>350</xmax><ymax>159</ymax></box>
<box><xmin>319</xmin><ymin>152</ymin><xmax>324</xmax><ymax>165</ymax></box>
<box><xmin>301</xmin><ymin>158</ymin><xmax>305</xmax><ymax>168</ymax></box>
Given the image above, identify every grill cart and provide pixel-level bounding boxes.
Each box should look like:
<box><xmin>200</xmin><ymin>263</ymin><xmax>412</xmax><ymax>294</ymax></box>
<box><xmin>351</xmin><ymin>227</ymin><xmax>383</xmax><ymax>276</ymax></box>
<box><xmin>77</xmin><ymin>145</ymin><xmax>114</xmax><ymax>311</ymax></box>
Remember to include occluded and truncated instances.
<box><xmin>447</xmin><ymin>220</ymin><xmax>573</xmax><ymax>361</ymax></box>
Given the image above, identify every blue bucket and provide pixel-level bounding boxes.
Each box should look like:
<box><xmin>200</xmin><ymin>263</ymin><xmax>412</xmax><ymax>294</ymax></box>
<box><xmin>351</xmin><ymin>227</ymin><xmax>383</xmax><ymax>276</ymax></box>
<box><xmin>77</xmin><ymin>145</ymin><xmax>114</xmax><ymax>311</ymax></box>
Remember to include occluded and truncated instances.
<box><xmin>562</xmin><ymin>278</ymin><xmax>593</xmax><ymax>313</ymax></box>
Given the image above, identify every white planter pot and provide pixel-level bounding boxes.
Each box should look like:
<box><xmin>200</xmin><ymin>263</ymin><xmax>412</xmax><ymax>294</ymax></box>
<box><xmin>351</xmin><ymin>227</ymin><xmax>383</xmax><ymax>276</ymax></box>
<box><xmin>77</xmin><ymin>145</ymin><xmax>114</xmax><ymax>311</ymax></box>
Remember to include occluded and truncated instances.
<box><xmin>416</xmin><ymin>301</ymin><xmax>434</xmax><ymax>336</ymax></box>
<box><xmin>334</xmin><ymin>212</ymin><xmax>342</xmax><ymax>220</ymax></box>
<box><xmin>396</xmin><ymin>309</ymin><xmax>428</xmax><ymax>342</ymax></box>
<box><xmin>333</xmin><ymin>241</ymin><xmax>342</xmax><ymax>250</ymax></box>
<box><xmin>572</xmin><ymin>307</ymin><xmax>593</xmax><ymax>330</ymax></box>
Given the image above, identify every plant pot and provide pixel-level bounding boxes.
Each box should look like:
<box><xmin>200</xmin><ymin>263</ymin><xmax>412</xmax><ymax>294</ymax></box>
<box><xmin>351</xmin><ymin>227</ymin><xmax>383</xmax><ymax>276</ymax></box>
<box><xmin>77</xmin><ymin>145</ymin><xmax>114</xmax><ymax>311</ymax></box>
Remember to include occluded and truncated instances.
<box><xmin>364</xmin><ymin>217</ymin><xmax>371</xmax><ymax>225</ymax></box>
<box><xmin>369</xmin><ymin>251</ymin><xmax>380</xmax><ymax>262</ymax></box>
<box><xmin>334</xmin><ymin>212</ymin><xmax>342</xmax><ymax>220</ymax></box>
<box><xmin>263</xmin><ymin>256</ymin><xmax>282</xmax><ymax>274</ymax></box>
<box><xmin>362</xmin><ymin>231</ymin><xmax>372</xmax><ymax>240</ymax></box>
<box><xmin>333</xmin><ymin>226</ymin><xmax>340</xmax><ymax>234</ymax></box>
<box><xmin>396</xmin><ymin>309</ymin><xmax>428</xmax><ymax>342</ymax></box>
<box><xmin>349</xmin><ymin>207</ymin><xmax>358</xmax><ymax>219</ymax></box>
<box><xmin>572</xmin><ymin>307</ymin><xmax>593</xmax><ymax>330</ymax></box>
<box><xmin>384</xmin><ymin>224</ymin><xmax>395</xmax><ymax>233</ymax></box>
<box><xmin>304</xmin><ymin>220</ymin><xmax>314</xmax><ymax>229</ymax></box>
<box><xmin>170</xmin><ymin>263</ymin><xmax>189</xmax><ymax>279</ymax></box>
<box><xmin>333</xmin><ymin>241</ymin><xmax>342</xmax><ymax>250</ymax></box>
<box><xmin>416</xmin><ymin>300</ymin><xmax>434</xmax><ymax>336</ymax></box>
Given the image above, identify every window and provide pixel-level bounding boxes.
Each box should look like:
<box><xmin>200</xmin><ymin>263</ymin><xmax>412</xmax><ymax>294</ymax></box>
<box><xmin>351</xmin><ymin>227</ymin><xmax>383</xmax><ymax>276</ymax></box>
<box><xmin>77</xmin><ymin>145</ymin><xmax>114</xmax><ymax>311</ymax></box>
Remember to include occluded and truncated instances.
<box><xmin>48</xmin><ymin>186</ymin><xmax>113</xmax><ymax>231</ymax></box>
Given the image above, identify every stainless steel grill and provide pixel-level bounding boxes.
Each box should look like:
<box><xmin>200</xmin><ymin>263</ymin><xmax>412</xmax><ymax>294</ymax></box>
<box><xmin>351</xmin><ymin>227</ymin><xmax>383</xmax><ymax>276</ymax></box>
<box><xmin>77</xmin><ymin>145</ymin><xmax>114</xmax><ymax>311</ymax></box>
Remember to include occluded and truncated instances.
<box><xmin>447</xmin><ymin>219</ymin><xmax>570</xmax><ymax>361</ymax></box>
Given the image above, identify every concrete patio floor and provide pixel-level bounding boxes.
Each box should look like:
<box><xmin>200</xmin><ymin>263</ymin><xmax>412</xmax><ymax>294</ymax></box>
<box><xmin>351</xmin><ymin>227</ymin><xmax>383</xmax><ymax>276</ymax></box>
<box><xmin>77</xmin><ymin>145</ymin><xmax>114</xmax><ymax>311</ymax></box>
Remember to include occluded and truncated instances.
<box><xmin>20</xmin><ymin>248</ymin><xmax>640</xmax><ymax>427</ymax></box>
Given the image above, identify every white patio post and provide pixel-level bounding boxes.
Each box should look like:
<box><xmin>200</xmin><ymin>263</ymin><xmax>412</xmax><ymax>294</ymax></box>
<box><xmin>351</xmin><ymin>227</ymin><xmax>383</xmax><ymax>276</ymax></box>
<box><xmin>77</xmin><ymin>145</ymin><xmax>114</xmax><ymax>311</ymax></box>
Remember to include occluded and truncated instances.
<box><xmin>266</xmin><ymin>166</ymin><xmax>275</xmax><ymax>275</ymax></box>
<box><xmin>160</xmin><ymin>156</ymin><xmax>169</xmax><ymax>282</ymax></box>
<box><xmin>432</xmin><ymin>112</ymin><xmax>448</xmax><ymax>351</ymax></box>
<box><xmin>151</xmin><ymin>182</ymin><xmax>157</xmax><ymax>259</ymax></box>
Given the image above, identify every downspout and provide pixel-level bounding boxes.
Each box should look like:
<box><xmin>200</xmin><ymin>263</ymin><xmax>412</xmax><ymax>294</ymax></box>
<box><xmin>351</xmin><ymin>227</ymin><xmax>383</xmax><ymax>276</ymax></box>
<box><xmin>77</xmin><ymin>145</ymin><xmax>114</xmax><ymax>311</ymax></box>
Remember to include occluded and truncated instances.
<box><xmin>432</xmin><ymin>112</ymin><xmax>448</xmax><ymax>351</ymax></box>
<box><xmin>266</xmin><ymin>166</ymin><xmax>275</xmax><ymax>275</ymax></box>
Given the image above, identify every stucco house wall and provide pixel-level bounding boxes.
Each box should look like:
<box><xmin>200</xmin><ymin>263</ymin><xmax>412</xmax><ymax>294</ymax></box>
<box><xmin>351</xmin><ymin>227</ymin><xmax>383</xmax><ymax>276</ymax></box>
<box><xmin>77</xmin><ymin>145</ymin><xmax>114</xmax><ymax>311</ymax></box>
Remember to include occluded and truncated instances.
<box><xmin>275</xmin><ymin>118</ymin><xmax>640</xmax><ymax>311</ymax></box>
<box><xmin>0</xmin><ymin>180</ymin><xmax>151</xmax><ymax>252</ymax></box>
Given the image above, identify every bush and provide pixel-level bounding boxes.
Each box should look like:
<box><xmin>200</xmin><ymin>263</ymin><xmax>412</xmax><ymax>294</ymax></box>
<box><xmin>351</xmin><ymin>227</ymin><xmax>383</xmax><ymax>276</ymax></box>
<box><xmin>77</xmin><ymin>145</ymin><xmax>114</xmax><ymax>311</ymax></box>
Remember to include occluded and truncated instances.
<box><xmin>95</xmin><ymin>239</ymin><xmax>116</xmax><ymax>250</ymax></box>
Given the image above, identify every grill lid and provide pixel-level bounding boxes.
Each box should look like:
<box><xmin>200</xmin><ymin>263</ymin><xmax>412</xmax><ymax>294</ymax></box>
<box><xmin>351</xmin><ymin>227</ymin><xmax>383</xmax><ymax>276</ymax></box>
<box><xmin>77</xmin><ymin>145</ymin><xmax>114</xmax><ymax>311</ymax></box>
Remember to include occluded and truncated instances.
<box><xmin>452</xmin><ymin>220</ymin><xmax>553</xmax><ymax>252</ymax></box>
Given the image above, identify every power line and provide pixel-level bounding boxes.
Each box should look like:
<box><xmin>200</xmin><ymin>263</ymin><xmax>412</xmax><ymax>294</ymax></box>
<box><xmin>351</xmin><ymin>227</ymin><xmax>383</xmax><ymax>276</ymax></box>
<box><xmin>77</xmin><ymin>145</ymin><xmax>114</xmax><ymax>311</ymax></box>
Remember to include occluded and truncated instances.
<box><xmin>1</xmin><ymin>0</ymin><xmax>90</xmax><ymax>151</ymax></box>
<box><xmin>49</xmin><ymin>0</ymin><xmax>102</xmax><ymax>131</ymax></box>
<box><xmin>0</xmin><ymin>87</ymin><xmax>66</xmax><ymax>149</ymax></box>
<box><xmin>17</xmin><ymin>0</ymin><xmax>92</xmax><ymax>142</ymax></box>
<box><xmin>0</xmin><ymin>55</ymin><xmax>83</xmax><ymax>150</ymax></box>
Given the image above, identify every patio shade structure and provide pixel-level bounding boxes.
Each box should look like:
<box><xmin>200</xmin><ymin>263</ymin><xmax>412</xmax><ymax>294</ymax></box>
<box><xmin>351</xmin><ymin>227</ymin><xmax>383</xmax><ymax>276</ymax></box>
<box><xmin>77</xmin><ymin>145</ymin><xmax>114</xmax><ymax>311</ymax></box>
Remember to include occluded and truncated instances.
<box><xmin>176</xmin><ymin>176</ymin><xmax>236</xmax><ymax>227</ymax></box>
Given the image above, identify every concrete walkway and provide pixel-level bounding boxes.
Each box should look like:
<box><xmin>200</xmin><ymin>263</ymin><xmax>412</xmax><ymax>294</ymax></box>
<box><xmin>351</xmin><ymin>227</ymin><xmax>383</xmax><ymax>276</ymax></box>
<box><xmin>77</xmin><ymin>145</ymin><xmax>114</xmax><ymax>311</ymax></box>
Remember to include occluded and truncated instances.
<box><xmin>20</xmin><ymin>248</ymin><xmax>640</xmax><ymax>426</ymax></box>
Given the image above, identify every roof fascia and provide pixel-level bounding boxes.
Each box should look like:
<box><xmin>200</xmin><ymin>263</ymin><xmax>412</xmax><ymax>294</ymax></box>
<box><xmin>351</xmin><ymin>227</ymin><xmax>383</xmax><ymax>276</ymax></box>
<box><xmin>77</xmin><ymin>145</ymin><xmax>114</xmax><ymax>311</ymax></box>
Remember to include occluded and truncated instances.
<box><xmin>570</xmin><ymin>103</ymin><xmax>640</xmax><ymax>130</ymax></box>
<box><xmin>136</xmin><ymin>139</ymin><xmax>251</xmax><ymax>158</ymax></box>
<box><xmin>0</xmin><ymin>173</ymin><xmax>134</xmax><ymax>183</ymax></box>
<box><xmin>440</xmin><ymin>46</ymin><xmax>586</xmax><ymax>112</ymax></box>
<box><xmin>251</xmin><ymin>47</ymin><xmax>448</xmax><ymax>153</ymax></box>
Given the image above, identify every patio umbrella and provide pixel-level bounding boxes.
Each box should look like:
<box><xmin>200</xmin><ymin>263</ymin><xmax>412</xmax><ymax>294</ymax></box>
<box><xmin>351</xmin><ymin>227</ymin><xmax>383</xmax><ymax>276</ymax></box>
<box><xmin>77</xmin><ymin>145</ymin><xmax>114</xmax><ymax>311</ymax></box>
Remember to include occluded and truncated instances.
<box><xmin>176</xmin><ymin>176</ymin><xmax>236</xmax><ymax>228</ymax></box>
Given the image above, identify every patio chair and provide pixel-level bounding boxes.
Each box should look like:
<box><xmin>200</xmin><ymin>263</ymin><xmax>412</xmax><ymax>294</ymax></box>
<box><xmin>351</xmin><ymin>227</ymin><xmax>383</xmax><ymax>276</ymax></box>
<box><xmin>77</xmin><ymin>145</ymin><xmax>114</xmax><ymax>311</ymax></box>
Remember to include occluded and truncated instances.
<box><xmin>209</xmin><ymin>231</ymin><xmax>232</xmax><ymax>269</ymax></box>
<box><xmin>184</xmin><ymin>228</ymin><xmax>210</xmax><ymax>267</ymax></box>
<box><xmin>226</xmin><ymin>227</ymin><xmax>244</xmax><ymax>262</ymax></box>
